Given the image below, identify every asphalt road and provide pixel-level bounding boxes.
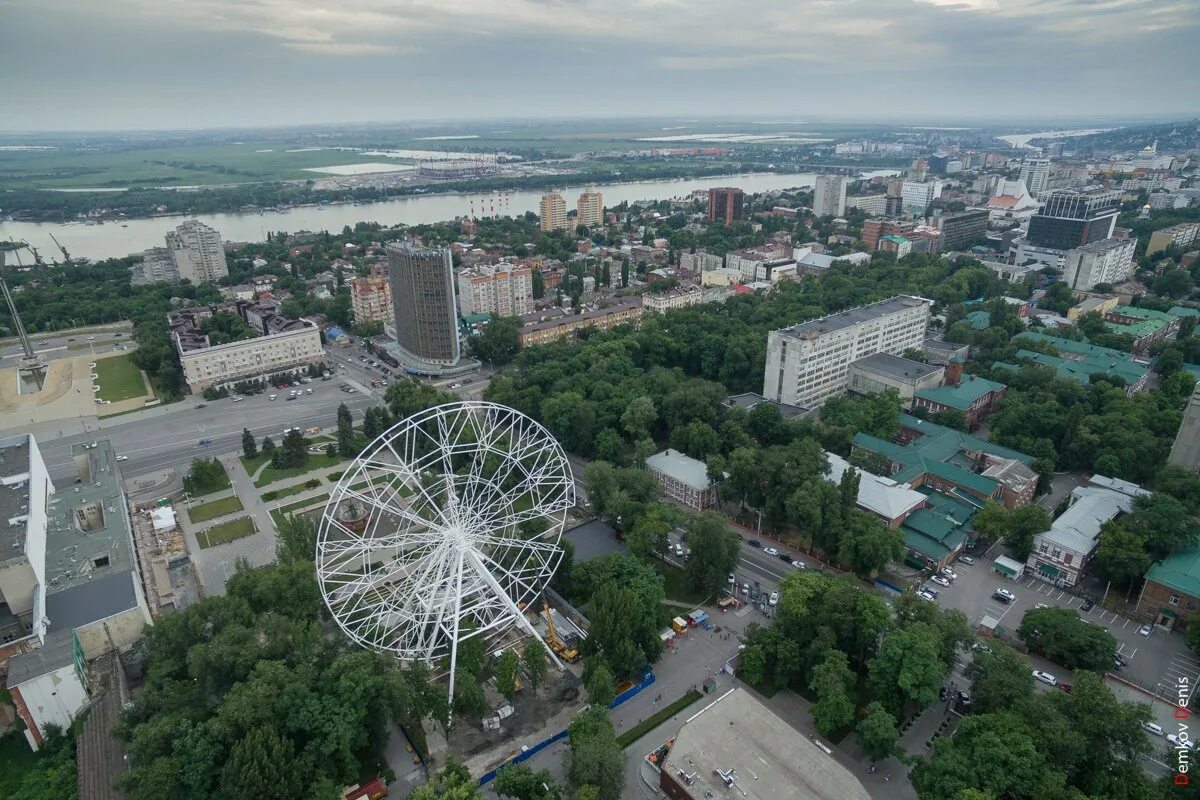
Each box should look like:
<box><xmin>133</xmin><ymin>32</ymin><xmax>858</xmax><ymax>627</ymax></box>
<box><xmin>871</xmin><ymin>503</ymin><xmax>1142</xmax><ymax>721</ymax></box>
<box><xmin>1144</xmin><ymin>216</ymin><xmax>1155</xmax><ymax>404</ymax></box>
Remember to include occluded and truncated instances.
<box><xmin>0</xmin><ymin>327</ymin><xmax>132</xmax><ymax>363</ymax></box>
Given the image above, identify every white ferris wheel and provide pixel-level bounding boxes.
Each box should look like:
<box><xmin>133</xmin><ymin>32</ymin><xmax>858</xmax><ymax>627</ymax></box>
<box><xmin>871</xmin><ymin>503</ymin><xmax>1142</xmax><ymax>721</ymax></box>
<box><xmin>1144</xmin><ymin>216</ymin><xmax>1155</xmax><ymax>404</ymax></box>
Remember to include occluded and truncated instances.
<box><xmin>315</xmin><ymin>401</ymin><xmax>575</xmax><ymax>698</ymax></box>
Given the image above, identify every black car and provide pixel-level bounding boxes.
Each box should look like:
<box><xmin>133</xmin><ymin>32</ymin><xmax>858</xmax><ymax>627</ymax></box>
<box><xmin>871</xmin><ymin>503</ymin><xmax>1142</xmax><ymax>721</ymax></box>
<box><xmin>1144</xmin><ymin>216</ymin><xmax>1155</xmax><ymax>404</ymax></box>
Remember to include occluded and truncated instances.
<box><xmin>777</xmin><ymin>552</ymin><xmax>792</xmax><ymax>563</ymax></box>
<box><xmin>1081</xmin><ymin>599</ymin><xmax>1095</xmax><ymax>612</ymax></box>
<box><xmin>747</xmin><ymin>540</ymin><xmax>761</xmax><ymax>548</ymax></box>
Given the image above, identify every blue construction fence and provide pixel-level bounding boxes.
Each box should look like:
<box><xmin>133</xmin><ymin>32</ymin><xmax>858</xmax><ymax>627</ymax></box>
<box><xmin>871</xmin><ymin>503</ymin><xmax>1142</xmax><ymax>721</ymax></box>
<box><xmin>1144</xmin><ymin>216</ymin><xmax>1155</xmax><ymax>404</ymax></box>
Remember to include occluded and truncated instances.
<box><xmin>478</xmin><ymin>669</ymin><xmax>656</xmax><ymax>786</ymax></box>
<box><xmin>874</xmin><ymin>577</ymin><xmax>905</xmax><ymax>595</ymax></box>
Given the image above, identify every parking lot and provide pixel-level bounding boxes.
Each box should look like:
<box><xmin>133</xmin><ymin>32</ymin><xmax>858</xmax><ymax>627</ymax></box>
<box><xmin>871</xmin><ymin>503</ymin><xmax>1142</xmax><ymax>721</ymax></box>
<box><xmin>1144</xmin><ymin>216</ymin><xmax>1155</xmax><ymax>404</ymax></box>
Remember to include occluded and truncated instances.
<box><xmin>926</xmin><ymin>556</ymin><xmax>1200</xmax><ymax>702</ymax></box>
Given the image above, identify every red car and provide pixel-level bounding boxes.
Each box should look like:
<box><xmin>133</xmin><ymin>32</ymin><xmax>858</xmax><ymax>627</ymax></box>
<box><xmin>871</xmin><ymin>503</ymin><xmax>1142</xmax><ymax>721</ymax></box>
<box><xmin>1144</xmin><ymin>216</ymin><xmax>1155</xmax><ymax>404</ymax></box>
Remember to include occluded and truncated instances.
<box><xmin>1058</xmin><ymin>683</ymin><xmax>1072</xmax><ymax>694</ymax></box>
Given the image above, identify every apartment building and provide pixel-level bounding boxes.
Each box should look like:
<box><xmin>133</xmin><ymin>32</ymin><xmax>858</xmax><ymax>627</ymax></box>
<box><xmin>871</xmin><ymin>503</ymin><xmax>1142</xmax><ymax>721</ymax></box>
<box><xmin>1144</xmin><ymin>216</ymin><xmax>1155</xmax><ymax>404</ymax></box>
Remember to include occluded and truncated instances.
<box><xmin>539</xmin><ymin>192</ymin><xmax>568</xmax><ymax>232</ymax></box>
<box><xmin>862</xmin><ymin>218</ymin><xmax>912</xmax><ymax>251</ymax></box>
<box><xmin>901</xmin><ymin>180</ymin><xmax>943</xmax><ymax>212</ymax></box>
<box><xmin>1018</xmin><ymin>158</ymin><xmax>1051</xmax><ymax>198</ymax></box>
<box><xmin>1026</xmin><ymin>187</ymin><xmax>1120</xmax><ymax>251</ymax></box>
<box><xmin>166</xmin><ymin>220</ymin><xmax>229</xmax><ymax>284</ymax></box>
<box><xmin>763</xmin><ymin>295</ymin><xmax>932</xmax><ymax>408</ymax></box>
<box><xmin>643</xmin><ymin>285</ymin><xmax>704</xmax><ymax>313</ymax></box>
<box><xmin>725</xmin><ymin>243</ymin><xmax>793</xmax><ymax>280</ymax></box>
<box><xmin>1168</xmin><ymin>383</ymin><xmax>1200</xmax><ymax>472</ymax></box>
<box><xmin>1148</xmin><ymin>222</ymin><xmax>1200</xmax><ymax>256</ymax></box>
<box><xmin>846</xmin><ymin>194</ymin><xmax>890</xmax><ymax>216</ymax></box>
<box><xmin>169</xmin><ymin>302</ymin><xmax>324</xmax><ymax>392</ymax></box>
<box><xmin>457</xmin><ymin>263</ymin><xmax>533</xmax><ymax>317</ymax></box>
<box><xmin>678</xmin><ymin>250</ymin><xmax>724</xmax><ymax>273</ymax></box>
<box><xmin>1061</xmin><ymin>237</ymin><xmax>1137</xmax><ymax>291</ymax></box>
<box><xmin>349</xmin><ymin>275</ymin><xmax>393</xmax><ymax>324</ymax></box>
<box><xmin>937</xmin><ymin>209</ymin><xmax>989</xmax><ymax>252</ymax></box>
<box><xmin>387</xmin><ymin>243</ymin><xmax>461</xmax><ymax>366</ymax></box>
<box><xmin>576</xmin><ymin>188</ymin><xmax>604</xmax><ymax>227</ymax></box>
<box><xmin>707</xmin><ymin>187</ymin><xmax>745</xmax><ymax>224</ymax></box>
<box><xmin>518</xmin><ymin>297</ymin><xmax>643</xmax><ymax>347</ymax></box>
<box><xmin>813</xmin><ymin>174</ymin><xmax>847</xmax><ymax>218</ymax></box>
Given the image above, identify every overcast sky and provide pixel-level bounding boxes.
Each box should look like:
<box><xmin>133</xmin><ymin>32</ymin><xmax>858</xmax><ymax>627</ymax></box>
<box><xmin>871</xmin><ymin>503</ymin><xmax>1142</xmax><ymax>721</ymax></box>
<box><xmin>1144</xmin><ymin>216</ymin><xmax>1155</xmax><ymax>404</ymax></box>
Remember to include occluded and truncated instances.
<box><xmin>1</xmin><ymin>0</ymin><xmax>1196</xmax><ymax>132</ymax></box>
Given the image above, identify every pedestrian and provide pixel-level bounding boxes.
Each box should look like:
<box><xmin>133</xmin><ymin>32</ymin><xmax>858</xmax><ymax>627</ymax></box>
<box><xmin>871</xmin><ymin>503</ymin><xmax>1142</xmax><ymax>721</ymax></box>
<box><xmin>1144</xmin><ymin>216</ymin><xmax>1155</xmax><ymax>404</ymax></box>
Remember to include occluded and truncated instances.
<box><xmin>884</xmin><ymin>774</ymin><xmax>891</xmax><ymax>783</ymax></box>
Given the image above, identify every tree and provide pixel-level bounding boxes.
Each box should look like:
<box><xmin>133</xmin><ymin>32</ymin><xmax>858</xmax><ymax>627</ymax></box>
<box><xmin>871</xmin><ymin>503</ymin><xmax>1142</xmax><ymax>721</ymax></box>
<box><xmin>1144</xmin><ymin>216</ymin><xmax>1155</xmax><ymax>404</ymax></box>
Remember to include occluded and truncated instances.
<box><xmin>964</xmin><ymin>644</ymin><xmax>1034</xmax><ymax>714</ymax></box>
<box><xmin>216</xmin><ymin>725</ymin><xmax>305</xmax><ymax>800</ymax></box>
<box><xmin>566</xmin><ymin>709</ymin><xmax>623</xmax><ymax>800</ymax></box>
<box><xmin>625</xmin><ymin>506</ymin><xmax>671</xmax><ymax>559</ymax></box>
<box><xmin>261</xmin><ymin>435</ymin><xmax>275</xmax><ymax>453</ymax></box>
<box><xmin>856</xmin><ymin>701</ymin><xmax>900</xmax><ymax>762</ymax></box>
<box><xmin>468</xmin><ymin>314</ymin><xmax>522</xmax><ymax>365</ymax></box>
<box><xmin>274</xmin><ymin>513</ymin><xmax>317</xmax><ymax>565</ymax></box>
<box><xmin>620</xmin><ymin>396</ymin><xmax>656</xmax><ymax>441</ymax></box>
<box><xmin>1017</xmin><ymin>606</ymin><xmax>1116</xmax><ymax>671</ymax></box>
<box><xmin>837</xmin><ymin>510</ymin><xmax>903</xmax><ymax>578</ymax></box>
<box><xmin>583</xmin><ymin>659</ymin><xmax>616</xmax><ymax>707</ymax></box>
<box><xmin>522</xmin><ymin>640</ymin><xmax>548</xmax><ymax>692</ymax></box>
<box><xmin>583</xmin><ymin>584</ymin><xmax>648</xmax><ymax>679</ymax></box>
<box><xmin>867</xmin><ymin>621</ymin><xmax>946</xmax><ymax>714</ymax></box>
<box><xmin>592</xmin><ymin>428</ymin><xmax>623</xmax><ymax>465</ymax></box>
<box><xmin>1006</xmin><ymin>505</ymin><xmax>1051</xmax><ymax>561</ymax></box>
<box><xmin>494</xmin><ymin>763</ymin><xmax>562</xmax><ymax>800</ymax></box>
<box><xmin>273</xmin><ymin>428</ymin><xmax>309</xmax><ymax>469</ymax></box>
<box><xmin>183</xmin><ymin>458</ymin><xmax>226</xmax><ymax>494</ymax></box>
<box><xmin>336</xmin><ymin>402</ymin><xmax>355</xmax><ymax>457</ymax></box>
<box><xmin>1091</xmin><ymin>521</ymin><xmax>1151</xmax><ymax>587</ymax></box>
<box><xmin>411</xmin><ymin>761</ymin><xmax>484</xmax><ymax>800</ymax></box>
<box><xmin>970</xmin><ymin>502</ymin><xmax>1008</xmax><ymax>544</ymax></box>
<box><xmin>809</xmin><ymin>649</ymin><xmax>856</xmax><ymax>737</ymax></box>
<box><xmin>496</xmin><ymin>649</ymin><xmax>521</xmax><ymax>702</ymax></box>
<box><xmin>454</xmin><ymin>676</ymin><xmax>487</xmax><ymax>718</ymax></box>
<box><xmin>242</xmin><ymin>427</ymin><xmax>257</xmax><ymax>459</ymax></box>
<box><xmin>324</xmin><ymin>442</ymin><xmax>338</xmax><ymax>459</ymax></box>
<box><xmin>362</xmin><ymin>405</ymin><xmax>391</xmax><ymax>441</ymax></box>
<box><xmin>620</xmin><ymin>260</ymin><xmax>629</xmax><ymax>288</ymax></box>
<box><xmin>682</xmin><ymin>512</ymin><xmax>740</xmax><ymax>595</ymax></box>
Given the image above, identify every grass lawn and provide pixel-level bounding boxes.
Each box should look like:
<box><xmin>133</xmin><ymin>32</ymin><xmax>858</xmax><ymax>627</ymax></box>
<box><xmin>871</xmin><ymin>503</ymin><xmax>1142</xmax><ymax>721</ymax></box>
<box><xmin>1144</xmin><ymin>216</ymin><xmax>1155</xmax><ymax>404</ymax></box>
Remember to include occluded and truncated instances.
<box><xmin>94</xmin><ymin>353</ymin><xmax>149</xmax><ymax>402</ymax></box>
<box><xmin>184</xmin><ymin>461</ymin><xmax>231</xmax><ymax>497</ymax></box>
<box><xmin>278</xmin><ymin>493</ymin><xmax>330</xmax><ymax>515</ymax></box>
<box><xmin>196</xmin><ymin>516</ymin><xmax>256</xmax><ymax>549</ymax></box>
<box><xmin>656</xmin><ymin>562</ymin><xmax>713</xmax><ymax>606</ymax></box>
<box><xmin>254</xmin><ymin>452</ymin><xmax>344</xmax><ymax>487</ymax></box>
<box><xmin>0</xmin><ymin>730</ymin><xmax>40</xmax><ymax>796</ymax></box>
<box><xmin>261</xmin><ymin>478</ymin><xmax>322</xmax><ymax>502</ymax></box>
<box><xmin>616</xmin><ymin>690</ymin><xmax>703</xmax><ymax>748</ymax></box>
<box><xmin>240</xmin><ymin>451</ymin><xmax>273</xmax><ymax>475</ymax></box>
<box><xmin>187</xmin><ymin>495</ymin><xmax>243</xmax><ymax>523</ymax></box>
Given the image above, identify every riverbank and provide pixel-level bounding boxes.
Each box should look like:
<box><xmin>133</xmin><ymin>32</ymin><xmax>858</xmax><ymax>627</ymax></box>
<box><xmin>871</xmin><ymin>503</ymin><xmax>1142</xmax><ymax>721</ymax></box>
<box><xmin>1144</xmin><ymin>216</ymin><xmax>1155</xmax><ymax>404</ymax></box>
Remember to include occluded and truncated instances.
<box><xmin>1</xmin><ymin>168</ymin><xmax>900</xmax><ymax>262</ymax></box>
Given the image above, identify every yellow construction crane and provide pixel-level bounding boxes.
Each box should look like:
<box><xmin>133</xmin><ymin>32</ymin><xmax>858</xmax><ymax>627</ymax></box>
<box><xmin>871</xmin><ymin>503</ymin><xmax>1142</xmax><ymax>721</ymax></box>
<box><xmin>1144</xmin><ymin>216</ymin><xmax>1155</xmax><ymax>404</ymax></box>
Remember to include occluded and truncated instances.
<box><xmin>542</xmin><ymin>600</ymin><xmax>579</xmax><ymax>663</ymax></box>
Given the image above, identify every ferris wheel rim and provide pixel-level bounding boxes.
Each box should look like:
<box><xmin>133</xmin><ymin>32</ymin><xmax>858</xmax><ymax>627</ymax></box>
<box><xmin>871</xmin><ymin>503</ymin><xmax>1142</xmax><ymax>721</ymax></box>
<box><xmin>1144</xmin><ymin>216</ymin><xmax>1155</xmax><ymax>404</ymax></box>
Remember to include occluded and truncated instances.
<box><xmin>314</xmin><ymin>400</ymin><xmax>574</xmax><ymax>663</ymax></box>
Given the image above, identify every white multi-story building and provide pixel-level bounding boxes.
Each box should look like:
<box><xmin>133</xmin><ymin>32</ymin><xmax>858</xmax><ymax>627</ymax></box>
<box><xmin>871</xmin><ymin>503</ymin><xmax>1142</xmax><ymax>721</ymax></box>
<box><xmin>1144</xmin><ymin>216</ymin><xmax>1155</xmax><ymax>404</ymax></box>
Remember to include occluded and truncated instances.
<box><xmin>130</xmin><ymin>247</ymin><xmax>179</xmax><ymax>286</ymax></box>
<box><xmin>166</xmin><ymin>220</ymin><xmax>228</xmax><ymax>284</ymax></box>
<box><xmin>679</xmin><ymin>250</ymin><xmax>724</xmax><ymax>273</ymax></box>
<box><xmin>813</xmin><ymin>175</ymin><xmax>847</xmax><ymax>218</ymax></box>
<box><xmin>1019</xmin><ymin>158</ymin><xmax>1051</xmax><ymax>198</ymax></box>
<box><xmin>1026</xmin><ymin>477</ymin><xmax>1146</xmax><ymax>587</ymax></box>
<box><xmin>539</xmin><ymin>192</ymin><xmax>568</xmax><ymax>232</ymax></box>
<box><xmin>349</xmin><ymin>275</ymin><xmax>393</xmax><ymax>324</ymax></box>
<box><xmin>725</xmin><ymin>243</ymin><xmax>792</xmax><ymax>280</ymax></box>
<box><xmin>643</xmin><ymin>285</ymin><xmax>703</xmax><ymax>313</ymax></box>
<box><xmin>846</xmin><ymin>195</ymin><xmax>890</xmax><ymax>216</ymax></box>
<box><xmin>576</xmin><ymin>188</ymin><xmax>604</xmax><ymax>227</ymax></box>
<box><xmin>763</xmin><ymin>295</ymin><xmax>932</xmax><ymax>408</ymax></box>
<box><xmin>1061</xmin><ymin>238</ymin><xmax>1137</xmax><ymax>291</ymax></box>
<box><xmin>901</xmin><ymin>180</ymin><xmax>943</xmax><ymax>213</ymax></box>
<box><xmin>457</xmin><ymin>264</ymin><xmax>533</xmax><ymax>318</ymax></box>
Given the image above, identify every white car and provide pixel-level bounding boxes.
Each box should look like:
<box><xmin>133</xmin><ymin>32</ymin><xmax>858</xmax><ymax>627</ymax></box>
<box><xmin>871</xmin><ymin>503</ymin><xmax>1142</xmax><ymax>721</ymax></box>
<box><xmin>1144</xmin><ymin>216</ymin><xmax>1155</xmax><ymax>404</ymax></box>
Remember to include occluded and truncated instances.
<box><xmin>269</xmin><ymin>394</ymin><xmax>277</xmax><ymax>400</ymax></box>
<box><xmin>1032</xmin><ymin>670</ymin><xmax>1058</xmax><ymax>686</ymax></box>
<box><xmin>1139</xmin><ymin>624</ymin><xmax>1153</xmax><ymax>637</ymax></box>
<box><xmin>763</xmin><ymin>547</ymin><xmax>780</xmax><ymax>556</ymax></box>
<box><xmin>727</xmin><ymin>573</ymin><xmax>736</xmax><ymax>585</ymax></box>
<box><xmin>115</xmin><ymin>455</ymin><xmax>128</xmax><ymax>461</ymax></box>
<box><xmin>741</xmin><ymin>583</ymin><xmax>750</xmax><ymax>595</ymax></box>
<box><xmin>305</xmin><ymin>388</ymin><xmax>313</xmax><ymax>394</ymax></box>
<box><xmin>994</xmin><ymin>588</ymin><xmax>1017</xmax><ymax>603</ymax></box>
<box><xmin>1169</xmin><ymin>733</ymin><xmax>1195</xmax><ymax>750</ymax></box>
<box><xmin>916</xmin><ymin>590</ymin><xmax>937</xmax><ymax>602</ymax></box>
<box><xmin>232</xmin><ymin>396</ymin><xmax>244</xmax><ymax>402</ymax></box>
<box><xmin>791</xmin><ymin>560</ymin><xmax>805</xmax><ymax>569</ymax></box>
<box><xmin>930</xmin><ymin>575</ymin><xmax>951</xmax><ymax>588</ymax></box>
<box><xmin>1144</xmin><ymin>722</ymin><xmax>1164</xmax><ymax>736</ymax></box>
<box><xmin>1035</xmin><ymin>603</ymin><xmax>1048</xmax><ymax>609</ymax></box>
<box><xmin>769</xmin><ymin>591</ymin><xmax>779</xmax><ymax>606</ymax></box>
<box><xmin>940</xmin><ymin>568</ymin><xmax>957</xmax><ymax>581</ymax></box>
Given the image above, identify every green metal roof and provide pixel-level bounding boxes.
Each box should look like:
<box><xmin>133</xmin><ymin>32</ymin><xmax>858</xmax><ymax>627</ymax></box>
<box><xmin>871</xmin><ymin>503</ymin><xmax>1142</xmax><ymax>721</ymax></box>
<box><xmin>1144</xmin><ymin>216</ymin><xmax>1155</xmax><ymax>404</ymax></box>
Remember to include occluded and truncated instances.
<box><xmin>902</xmin><ymin>509</ymin><xmax>969</xmax><ymax>561</ymax></box>
<box><xmin>965</xmin><ymin>310</ymin><xmax>991</xmax><ymax>331</ymax></box>
<box><xmin>915</xmin><ymin>375</ymin><xmax>1006</xmax><ymax>412</ymax></box>
<box><xmin>1014</xmin><ymin>331</ymin><xmax>1130</xmax><ymax>361</ymax></box>
<box><xmin>1169</xmin><ymin>306</ymin><xmax>1200</xmax><ymax>319</ymax></box>
<box><xmin>1145</xmin><ymin>547</ymin><xmax>1200</xmax><ymax>598</ymax></box>
<box><xmin>1113</xmin><ymin>305</ymin><xmax>1175</xmax><ymax>323</ymax></box>
<box><xmin>1013</xmin><ymin>348</ymin><xmax>1148</xmax><ymax>386</ymax></box>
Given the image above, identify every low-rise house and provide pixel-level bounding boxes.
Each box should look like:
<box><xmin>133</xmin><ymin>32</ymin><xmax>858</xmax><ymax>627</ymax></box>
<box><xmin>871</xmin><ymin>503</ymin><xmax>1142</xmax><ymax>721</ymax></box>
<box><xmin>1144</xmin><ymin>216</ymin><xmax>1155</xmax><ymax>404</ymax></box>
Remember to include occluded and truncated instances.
<box><xmin>644</xmin><ymin>449</ymin><xmax>718</xmax><ymax>511</ymax></box>
<box><xmin>912</xmin><ymin>363</ymin><xmax>1006</xmax><ymax>428</ymax></box>
<box><xmin>1026</xmin><ymin>477</ymin><xmax>1146</xmax><ymax>588</ymax></box>
<box><xmin>1138</xmin><ymin>545</ymin><xmax>1200</xmax><ymax>631</ymax></box>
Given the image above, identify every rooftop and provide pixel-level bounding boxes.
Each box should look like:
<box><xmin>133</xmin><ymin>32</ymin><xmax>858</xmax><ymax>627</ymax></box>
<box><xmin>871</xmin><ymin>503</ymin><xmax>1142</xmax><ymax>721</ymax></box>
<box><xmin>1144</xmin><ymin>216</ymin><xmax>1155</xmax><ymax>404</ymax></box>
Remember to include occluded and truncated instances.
<box><xmin>774</xmin><ymin>295</ymin><xmax>929</xmax><ymax>342</ymax></box>
<box><xmin>723</xmin><ymin>392</ymin><xmax>810</xmax><ymax>419</ymax></box>
<box><xmin>563</xmin><ymin>518</ymin><xmax>628</xmax><ymax>563</ymax></box>
<box><xmin>796</xmin><ymin>252</ymin><xmax>871</xmax><ymax>271</ymax></box>
<box><xmin>518</xmin><ymin>297</ymin><xmax>643</xmax><ymax>334</ymax></box>
<box><xmin>851</xmin><ymin>353</ymin><xmax>943</xmax><ymax>383</ymax></box>
<box><xmin>915</xmin><ymin>375</ymin><xmax>1006</xmax><ymax>412</ymax></box>
<box><xmin>0</xmin><ymin>434</ymin><xmax>38</xmax><ymax>564</ymax></box>
<box><xmin>825</xmin><ymin>452</ymin><xmax>926</xmax><ymax>522</ymax></box>
<box><xmin>645</xmin><ymin>449</ymin><xmax>712</xmax><ymax>493</ymax></box>
<box><xmin>6</xmin><ymin>634</ymin><xmax>75</xmax><ymax>688</ymax></box>
<box><xmin>661</xmin><ymin>688</ymin><xmax>871</xmax><ymax>800</ymax></box>
<box><xmin>1037</xmin><ymin>484</ymin><xmax>1136</xmax><ymax>555</ymax></box>
<box><xmin>1146</xmin><ymin>547</ymin><xmax>1200</xmax><ymax>599</ymax></box>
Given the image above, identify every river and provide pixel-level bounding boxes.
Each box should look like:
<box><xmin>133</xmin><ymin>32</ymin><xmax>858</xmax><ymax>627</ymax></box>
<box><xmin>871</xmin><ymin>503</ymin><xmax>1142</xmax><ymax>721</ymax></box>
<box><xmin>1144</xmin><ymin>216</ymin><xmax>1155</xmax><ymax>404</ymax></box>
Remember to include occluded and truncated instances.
<box><xmin>0</xmin><ymin>171</ymin><xmax>897</xmax><ymax>263</ymax></box>
<box><xmin>997</xmin><ymin>128</ymin><xmax>1116</xmax><ymax>149</ymax></box>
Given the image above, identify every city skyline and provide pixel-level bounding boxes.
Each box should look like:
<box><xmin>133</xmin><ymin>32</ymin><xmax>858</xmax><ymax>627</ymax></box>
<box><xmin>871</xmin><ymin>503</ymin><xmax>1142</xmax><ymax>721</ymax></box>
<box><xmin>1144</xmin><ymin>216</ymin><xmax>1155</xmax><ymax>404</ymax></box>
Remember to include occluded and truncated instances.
<box><xmin>2</xmin><ymin>0</ymin><xmax>1197</xmax><ymax>131</ymax></box>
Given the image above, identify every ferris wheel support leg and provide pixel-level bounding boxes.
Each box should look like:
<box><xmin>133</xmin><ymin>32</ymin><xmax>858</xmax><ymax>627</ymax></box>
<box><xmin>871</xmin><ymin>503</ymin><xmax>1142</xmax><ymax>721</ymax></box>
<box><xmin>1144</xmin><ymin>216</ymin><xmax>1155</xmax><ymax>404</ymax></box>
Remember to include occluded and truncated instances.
<box><xmin>445</xmin><ymin>552</ymin><xmax>467</xmax><ymax>713</ymax></box>
<box><xmin>464</xmin><ymin>550</ymin><xmax>564</xmax><ymax>671</ymax></box>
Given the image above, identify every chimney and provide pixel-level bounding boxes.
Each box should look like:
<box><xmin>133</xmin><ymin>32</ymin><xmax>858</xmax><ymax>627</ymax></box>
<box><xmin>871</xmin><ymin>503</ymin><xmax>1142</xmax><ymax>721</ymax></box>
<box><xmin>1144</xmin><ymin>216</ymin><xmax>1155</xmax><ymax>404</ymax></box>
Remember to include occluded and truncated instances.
<box><xmin>944</xmin><ymin>357</ymin><xmax>964</xmax><ymax>387</ymax></box>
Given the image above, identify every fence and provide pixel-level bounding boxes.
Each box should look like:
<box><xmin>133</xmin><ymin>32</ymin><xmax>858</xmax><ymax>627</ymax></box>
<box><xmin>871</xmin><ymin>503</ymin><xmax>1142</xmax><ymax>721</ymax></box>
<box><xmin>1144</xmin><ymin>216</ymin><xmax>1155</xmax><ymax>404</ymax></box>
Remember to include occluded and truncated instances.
<box><xmin>545</xmin><ymin>586</ymin><xmax>591</xmax><ymax>633</ymax></box>
<box><xmin>477</xmin><ymin>670</ymin><xmax>656</xmax><ymax>786</ymax></box>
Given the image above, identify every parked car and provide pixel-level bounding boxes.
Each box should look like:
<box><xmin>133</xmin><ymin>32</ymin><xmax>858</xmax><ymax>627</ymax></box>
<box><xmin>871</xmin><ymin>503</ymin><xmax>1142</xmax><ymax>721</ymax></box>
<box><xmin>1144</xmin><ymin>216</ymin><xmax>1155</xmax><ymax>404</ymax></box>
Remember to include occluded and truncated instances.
<box><xmin>741</xmin><ymin>583</ymin><xmax>750</xmax><ymax>595</ymax></box>
<box><xmin>1144</xmin><ymin>722</ymin><xmax>1164</xmax><ymax>736</ymax></box>
<box><xmin>930</xmin><ymin>575</ymin><xmax>951</xmax><ymax>588</ymax></box>
<box><xmin>747</xmin><ymin>540</ymin><xmax>761</xmax><ymax>549</ymax></box>
<box><xmin>777</xmin><ymin>552</ymin><xmax>792</xmax><ymax>563</ymax></box>
<box><xmin>971</xmin><ymin>642</ymin><xmax>992</xmax><ymax>654</ymax></box>
<box><xmin>763</xmin><ymin>547</ymin><xmax>780</xmax><ymax>556</ymax></box>
<box><xmin>195</xmin><ymin>403</ymin><xmax>207</xmax><ymax>409</ymax></box>
<box><xmin>727</xmin><ymin>573</ymin><xmax>736</xmax><ymax>585</ymax></box>
<box><xmin>940</xmin><ymin>568</ymin><xmax>957</xmax><ymax>581</ymax></box>
<box><xmin>1058</xmin><ymin>683</ymin><xmax>1072</xmax><ymax>694</ymax></box>
<box><xmin>232</xmin><ymin>395</ymin><xmax>244</xmax><ymax>402</ymax></box>
<box><xmin>958</xmin><ymin>555</ymin><xmax>975</xmax><ymax>566</ymax></box>
<box><xmin>1035</xmin><ymin>603</ymin><xmax>1048</xmax><ymax>609</ymax></box>
<box><xmin>115</xmin><ymin>455</ymin><xmax>128</xmax><ymax>462</ymax></box>
<box><xmin>1139</xmin><ymin>624</ymin><xmax>1153</xmax><ymax>637</ymax></box>
<box><xmin>768</xmin><ymin>591</ymin><xmax>779</xmax><ymax>606</ymax></box>
<box><xmin>269</xmin><ymin>394</ymin><xmax>277</xmax><ymax>400</ymax></box>
<box><xmin>1169</xmin><ymin>733</ymin><xmax>1195</xmax><ymax>750</ymax></box>
<box><xmin>916</xmin><ymin>590</ymin><xmax>937</xmax><ymax>602</ymax></box>
<box><xmin>1080</xmin><ymin>599</ymin><xmax>1095</xmax><ymax>612</ymax></box>
<box><xmin>921</xmin><ymin>586</ymin><xmax>939</xmax><ymax>599</ymax></box>
<box><xmin>305</xmin><ymin>388</ymin><xmax>313</xmax><ymax>394</ymax></box>
<box><xmin>1033</xmin><ymin>670</ymin><xmax>1058</xmax><ymax>686</ymax></box>
<box><xmin>993</xmin><ymin>588</ymin><xmax>1017</xmax><ymax>603</ymax></box>
<box><xmin>791</xmin><ymin>560</ymin><xmax>806</xmax><ymax>569</ymax></box>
